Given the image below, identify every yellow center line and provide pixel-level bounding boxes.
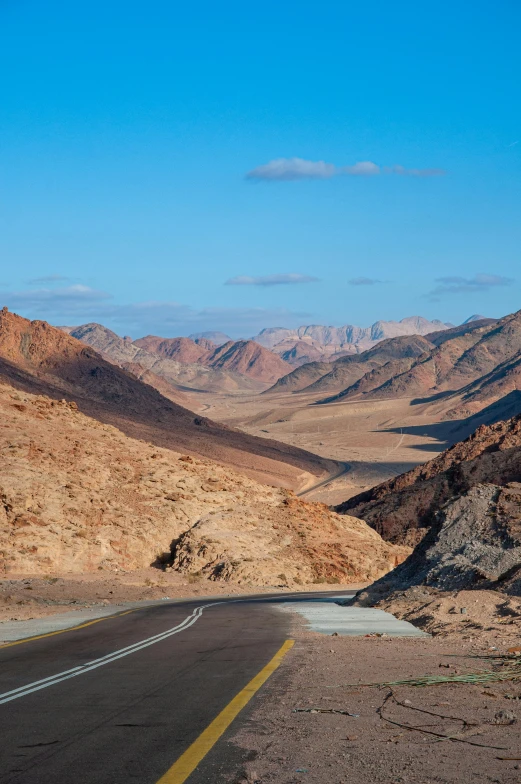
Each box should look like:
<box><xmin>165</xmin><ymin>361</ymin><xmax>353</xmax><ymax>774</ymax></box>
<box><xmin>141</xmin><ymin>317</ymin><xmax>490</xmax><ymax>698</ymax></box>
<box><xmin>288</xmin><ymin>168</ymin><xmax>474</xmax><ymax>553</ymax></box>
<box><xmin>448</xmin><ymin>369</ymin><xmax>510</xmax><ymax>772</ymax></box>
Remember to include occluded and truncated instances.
<box><xmin>156</xmin><ymin>639</ymin><xmax>295</xmax><ymax>784</ymax></box>
<box><xmin>0</xmin><ymin>609</ymin><xmax>136</xmax><ymax>650</ymax></box>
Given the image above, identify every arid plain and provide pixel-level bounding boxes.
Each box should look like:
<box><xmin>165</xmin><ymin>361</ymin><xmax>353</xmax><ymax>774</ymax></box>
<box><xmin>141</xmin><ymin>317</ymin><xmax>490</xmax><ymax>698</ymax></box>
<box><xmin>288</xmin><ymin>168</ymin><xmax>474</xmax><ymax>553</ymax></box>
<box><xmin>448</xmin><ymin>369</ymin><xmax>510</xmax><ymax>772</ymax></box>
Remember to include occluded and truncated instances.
<box><xmin>198</xmin><ymin>389</ymin><xmax>452</xmax><ymax>505</ymax></box>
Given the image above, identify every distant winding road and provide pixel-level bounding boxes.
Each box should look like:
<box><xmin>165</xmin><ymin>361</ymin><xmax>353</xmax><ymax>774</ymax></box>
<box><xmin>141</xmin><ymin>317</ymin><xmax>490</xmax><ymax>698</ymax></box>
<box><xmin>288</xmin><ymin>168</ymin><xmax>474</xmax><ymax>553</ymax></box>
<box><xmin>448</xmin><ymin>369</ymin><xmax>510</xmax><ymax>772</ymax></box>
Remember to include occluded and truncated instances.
<box><xmin>296</xmin><ymin>461</ymin><xmax>351</xmax><ymax>498</ymax></box>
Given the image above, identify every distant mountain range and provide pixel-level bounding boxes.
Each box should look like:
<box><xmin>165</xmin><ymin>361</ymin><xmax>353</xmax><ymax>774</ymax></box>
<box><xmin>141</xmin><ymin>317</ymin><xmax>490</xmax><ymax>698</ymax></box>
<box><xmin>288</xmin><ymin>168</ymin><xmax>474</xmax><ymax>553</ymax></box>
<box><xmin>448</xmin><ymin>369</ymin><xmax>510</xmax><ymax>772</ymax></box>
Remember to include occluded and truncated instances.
<box><xmin>251</xmin><ymin>317</ymin><xmax>454</xmax><ymax>366</ymax></box>
<box><xmin>61</xmin><ymin>323</ymin><xmax>292</xmax><ymax>393</ymax></box>
<box><xmin>59</xmin><ymin>316</ymin><xmax>497</xmax><ymax>400</ymax></box>
<box><xmin>266</xmin><ymin>310</ymin><xmax>521</xmax><ymax>428</ymax></box>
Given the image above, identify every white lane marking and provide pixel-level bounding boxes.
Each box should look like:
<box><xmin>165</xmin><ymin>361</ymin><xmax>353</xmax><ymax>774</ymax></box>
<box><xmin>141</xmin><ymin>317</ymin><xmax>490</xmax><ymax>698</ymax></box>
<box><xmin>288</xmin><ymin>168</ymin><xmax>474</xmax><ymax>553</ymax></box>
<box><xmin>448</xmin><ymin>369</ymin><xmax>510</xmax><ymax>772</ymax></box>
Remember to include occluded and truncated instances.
<box><xmin>0</xmin><ymin>603</ymin><xmax>220</xmax><ymax>705</ymax></box>
<box><xmin>0</xmin><ymin>609</ymin><xmax>201</xmax><ymax>701</ymax></box>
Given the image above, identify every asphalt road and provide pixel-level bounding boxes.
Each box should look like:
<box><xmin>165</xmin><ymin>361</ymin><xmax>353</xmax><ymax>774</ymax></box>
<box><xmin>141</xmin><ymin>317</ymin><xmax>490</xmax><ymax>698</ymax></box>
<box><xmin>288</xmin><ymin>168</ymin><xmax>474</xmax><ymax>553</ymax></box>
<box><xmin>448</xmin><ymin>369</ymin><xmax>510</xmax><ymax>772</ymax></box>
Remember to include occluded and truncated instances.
<box><xmin>296</xmin><ymin>461</ymin><xmax>351</xmax><ymax>498</ymax></box>
<box><xmin>0</xmin><ymin>592</ymin><xmax>350</xmax><ymax>784</ymax></box>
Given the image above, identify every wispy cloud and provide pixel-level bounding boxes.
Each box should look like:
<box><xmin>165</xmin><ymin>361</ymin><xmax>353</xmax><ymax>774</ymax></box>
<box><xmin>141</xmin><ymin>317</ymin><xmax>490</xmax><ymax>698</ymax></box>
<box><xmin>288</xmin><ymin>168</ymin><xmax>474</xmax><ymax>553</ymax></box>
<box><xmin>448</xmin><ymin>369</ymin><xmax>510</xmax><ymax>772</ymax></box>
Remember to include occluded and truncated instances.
<box><xmin>349</xmin><ymin>277</ymin><xmax>382</xmax><ymax>286</ymax></box>
<box><xmin>245</xmin><ymin>158</ymin><xmax>336</xmax><ymax>181</ymax></box>
<box><xmin>225</xmin><ymin>273</ymin><xmax>320</xmax><ymax>286</ymax></box>
<box><xmin>384</xmin><ymin>165</ymin><xmax>446</xmax><ymax>177</ymax></box>
<box><xmin>342</xmin><ymin>162</ymin><xmax>380</xmax><ymax>176</ymax></box>
<box><xmin>26</xmin><ymin>274</ymin><xmax>70</xmax><ymax>285</ymax></box>
<box><xmin>2</xmin><ymin>284</ymin><xmax>111</xmax><ymax>313</ymax></box>
<box><xmin>246</xmin><ymin>158</ymin><xmax>446</xmax><ymax>181</ymax></box>
<box><xmin>0</xmin><ymin>284</ymin><xmax>310</xmax><ymax>337</ymax></box>
<box><xmin>426</xmin><ymin>273</ymin><xmax>514</xmax><ymax>300</ymax></box>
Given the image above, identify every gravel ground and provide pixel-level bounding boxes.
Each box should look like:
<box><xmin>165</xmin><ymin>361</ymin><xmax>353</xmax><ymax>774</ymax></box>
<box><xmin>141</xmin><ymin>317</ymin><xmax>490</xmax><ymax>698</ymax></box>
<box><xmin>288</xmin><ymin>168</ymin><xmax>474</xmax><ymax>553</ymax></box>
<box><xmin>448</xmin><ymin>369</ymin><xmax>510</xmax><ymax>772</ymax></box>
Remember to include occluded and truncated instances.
<box><xmin>231</xmin><ymin>619</ymin><xmax>521</xmax><ymax>784</ymax></box>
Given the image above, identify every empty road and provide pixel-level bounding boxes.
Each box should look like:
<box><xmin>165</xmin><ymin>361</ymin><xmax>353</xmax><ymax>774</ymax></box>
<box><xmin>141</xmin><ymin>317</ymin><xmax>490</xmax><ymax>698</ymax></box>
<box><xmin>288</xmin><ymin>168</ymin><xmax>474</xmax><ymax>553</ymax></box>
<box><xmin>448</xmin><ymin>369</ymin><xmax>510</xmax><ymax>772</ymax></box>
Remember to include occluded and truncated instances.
<box><xmin>0</xmin><ymin>592</ymin><xmax>352</xmax><ymax>784</ymax></box>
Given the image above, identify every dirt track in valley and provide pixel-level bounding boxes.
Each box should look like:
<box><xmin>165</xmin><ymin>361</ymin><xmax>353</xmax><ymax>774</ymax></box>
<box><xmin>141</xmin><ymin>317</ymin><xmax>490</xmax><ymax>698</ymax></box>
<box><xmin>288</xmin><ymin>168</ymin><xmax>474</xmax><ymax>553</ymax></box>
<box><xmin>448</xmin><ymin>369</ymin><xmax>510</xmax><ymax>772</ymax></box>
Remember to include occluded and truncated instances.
<box><xmin>200</xmin><ymin>390</ymin><xmax>456</xmax><ymax>505</ymax></box>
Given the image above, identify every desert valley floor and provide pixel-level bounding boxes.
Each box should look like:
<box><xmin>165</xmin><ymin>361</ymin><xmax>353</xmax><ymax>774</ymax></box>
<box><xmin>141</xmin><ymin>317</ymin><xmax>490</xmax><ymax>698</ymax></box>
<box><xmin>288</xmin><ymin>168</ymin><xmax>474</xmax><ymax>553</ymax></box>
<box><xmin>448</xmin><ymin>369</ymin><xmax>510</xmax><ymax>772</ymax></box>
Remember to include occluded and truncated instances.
<box><xmin>196</xmin><ymin>389</ymin><xmax>453</xmax><ymax>504</ymax></box>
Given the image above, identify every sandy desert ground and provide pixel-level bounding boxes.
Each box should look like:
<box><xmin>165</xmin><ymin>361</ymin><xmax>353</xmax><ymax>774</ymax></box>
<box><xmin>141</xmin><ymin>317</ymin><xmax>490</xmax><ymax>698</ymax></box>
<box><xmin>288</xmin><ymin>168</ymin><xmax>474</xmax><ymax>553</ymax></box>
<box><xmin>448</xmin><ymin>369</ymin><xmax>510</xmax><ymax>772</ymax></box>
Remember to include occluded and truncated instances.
<box><xmin>232</xmin><ymin>618</ymin><xmax>521</xmax><ymax>784</ymax></box>
<box><xmin>198</xmin><ymin>390</ymin><xmax>454</xmax><ymax>505</ymax></box>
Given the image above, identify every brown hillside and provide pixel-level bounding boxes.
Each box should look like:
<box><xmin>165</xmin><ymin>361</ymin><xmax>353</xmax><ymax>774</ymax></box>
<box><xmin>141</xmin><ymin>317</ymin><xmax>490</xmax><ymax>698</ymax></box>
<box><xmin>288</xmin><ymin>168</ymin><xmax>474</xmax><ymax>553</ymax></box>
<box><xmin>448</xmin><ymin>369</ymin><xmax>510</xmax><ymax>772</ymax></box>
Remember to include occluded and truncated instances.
<box><xmin>347</xmin><ymin>311</ymin><xmax>521</xmax><ymax>404</ymax></box>
<box><xmin>66</xmin><ymin>323</ymin><xmax>265</xmax><ymax>393</ymax></box>
<box><xmin>133</xmin><ymin>335</ymin><xmax>212</xmax><ymax>364</ymax></box>
<box><xmin>446</xmin><ymin>353</ymin><xmax>521</xmax><ymax>419</ymax></box>
<box><xmin>425</xmin><ymin>317</ymin><xmax>497</xmax><ymax>346</ymax></box>
<box><xmin>206</xmin><ymin>340</ymin><xmax>293</xmax><ymax>383</ymax></box>
<box><xmin>0</xmin><ymin>381</ymin><xmax>408</xmax><ymax>580</ymax></box>
<box><xmin>265</xmin><ymin>361</ymin><xmax>333</xmax><ymax>393</ymax></box>
<box><xmin>267</xmin><ymin>335</ymin><xmax>434</xmax><ymax>396</ymax></box>
<box><xmin>0</xmin><ymin>308</ymin><xmax>339</xmax><ymax>489</ymax></box>
<box><xmin>320</xmin><ymin>357</ymin><xmax>421</xmax><ymax>402</ymax></box>
<box><xmin>336</xmin><ymin>413</ymin><xmax>521</xmax><ymax>546</ymax></box>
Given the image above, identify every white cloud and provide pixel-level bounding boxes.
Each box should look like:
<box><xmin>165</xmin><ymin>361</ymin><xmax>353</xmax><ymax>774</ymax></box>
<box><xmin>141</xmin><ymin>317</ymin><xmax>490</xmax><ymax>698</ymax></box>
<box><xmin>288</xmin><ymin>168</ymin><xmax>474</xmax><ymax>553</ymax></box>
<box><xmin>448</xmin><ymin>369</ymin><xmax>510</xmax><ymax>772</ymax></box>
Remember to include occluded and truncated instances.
<box><xmin>349</xmin><ymin>277</ymin><xmax>382</xmax><ymax>286</ymax></box>
<box><xmin>1</xmin><ymin>284</ymin><xmax>111</xmax><ymax>314</ymax></box>
<box><xmin>225</xmin><ymin>273</ymin><xmax>320</xmax><ymax>286</ymax></box>
<box><xmin>426</xmin><ymin>273</ymin><xmax>514</xmax><ymax>299</ymax></box>
<box><xmin>0</xmin><ymin>284</ymin><xmax>310</xmax><ymax>338</ymax></box>
<box><xmin>246</xmin><ymin>157</ymin><xmax>446</xmax><ymax>181</ymax></box>
<box><xmin>342</xmin><ymin>161</ymin><xmax>380</xmax><ymax>176</ymax></box>
<box><xmin>246</xmin><ymin>158</ymin><xmax>336</xmax><ymax>181</ymax></box>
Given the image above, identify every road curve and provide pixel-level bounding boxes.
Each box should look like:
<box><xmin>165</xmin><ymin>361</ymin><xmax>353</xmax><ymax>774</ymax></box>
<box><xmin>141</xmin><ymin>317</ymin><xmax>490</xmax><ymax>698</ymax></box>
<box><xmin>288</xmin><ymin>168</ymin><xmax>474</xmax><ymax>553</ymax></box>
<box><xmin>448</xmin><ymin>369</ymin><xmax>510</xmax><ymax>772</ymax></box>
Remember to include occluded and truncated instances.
<box><xmin>0</xmin><ymin>591</ymin><xmax>352</xmax><ymax>784</ymax></box>
<box><xmin>296</xmin><ymin>461</ymin><xmax>351</xmax><ymax>498</ymax></box>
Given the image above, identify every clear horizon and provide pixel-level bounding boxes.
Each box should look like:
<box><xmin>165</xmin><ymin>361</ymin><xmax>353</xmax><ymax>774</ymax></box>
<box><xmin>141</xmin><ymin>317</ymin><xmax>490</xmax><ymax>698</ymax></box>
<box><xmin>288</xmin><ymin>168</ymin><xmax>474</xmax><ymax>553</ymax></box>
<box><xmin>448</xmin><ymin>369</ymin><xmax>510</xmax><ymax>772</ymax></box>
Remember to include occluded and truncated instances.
<box><xmin>1</xmin><ymin>1</ymin><xmax>520</xmax><ymax>337</ymax></box>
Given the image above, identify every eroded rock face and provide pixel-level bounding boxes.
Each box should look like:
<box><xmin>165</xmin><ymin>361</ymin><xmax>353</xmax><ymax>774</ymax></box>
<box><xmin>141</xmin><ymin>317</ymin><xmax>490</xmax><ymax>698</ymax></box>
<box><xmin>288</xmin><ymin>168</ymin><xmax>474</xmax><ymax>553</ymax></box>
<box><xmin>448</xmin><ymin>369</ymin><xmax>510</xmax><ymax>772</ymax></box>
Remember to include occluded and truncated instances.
<box><xmin>0</xmin><ymin>383</ymin><xmax>408</xmax><ymax>583</ymax></box>
<box><xmin>356</xmin><ymin>483</ymin><xmax>521</xmax><ymax>605</ymax></box>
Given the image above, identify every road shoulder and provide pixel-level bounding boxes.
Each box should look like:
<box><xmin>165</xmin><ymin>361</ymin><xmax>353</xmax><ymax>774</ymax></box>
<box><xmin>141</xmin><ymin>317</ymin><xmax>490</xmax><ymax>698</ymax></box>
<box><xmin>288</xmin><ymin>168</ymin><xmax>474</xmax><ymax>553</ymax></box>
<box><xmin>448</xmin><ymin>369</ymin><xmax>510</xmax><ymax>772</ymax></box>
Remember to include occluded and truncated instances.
<box><xmin>228</xmin><ymin>620</ymin><xmax>521</xmax><ymax>784</ymax></box>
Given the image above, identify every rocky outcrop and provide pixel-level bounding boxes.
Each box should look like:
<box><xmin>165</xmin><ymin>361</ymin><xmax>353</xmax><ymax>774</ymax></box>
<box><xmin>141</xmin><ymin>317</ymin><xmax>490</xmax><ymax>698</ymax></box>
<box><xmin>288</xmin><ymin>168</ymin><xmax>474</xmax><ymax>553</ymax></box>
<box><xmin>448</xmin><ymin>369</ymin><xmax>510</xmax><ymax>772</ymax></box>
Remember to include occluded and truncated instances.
<box><xmin>356</xmin><ymin>482</ymin><xmax>521</xmax><ymax>605</ymax></box>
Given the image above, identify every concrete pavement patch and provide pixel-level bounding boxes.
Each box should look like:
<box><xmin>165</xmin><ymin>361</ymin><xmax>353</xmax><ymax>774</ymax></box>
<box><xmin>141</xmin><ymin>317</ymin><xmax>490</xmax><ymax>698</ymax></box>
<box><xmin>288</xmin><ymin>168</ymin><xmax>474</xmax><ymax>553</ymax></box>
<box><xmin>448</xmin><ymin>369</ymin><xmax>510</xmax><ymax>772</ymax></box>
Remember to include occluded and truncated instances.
<box><xmin>281</xmin><ymin>597</ymin><xmax>429</xmax><ymax>637</ymax></box>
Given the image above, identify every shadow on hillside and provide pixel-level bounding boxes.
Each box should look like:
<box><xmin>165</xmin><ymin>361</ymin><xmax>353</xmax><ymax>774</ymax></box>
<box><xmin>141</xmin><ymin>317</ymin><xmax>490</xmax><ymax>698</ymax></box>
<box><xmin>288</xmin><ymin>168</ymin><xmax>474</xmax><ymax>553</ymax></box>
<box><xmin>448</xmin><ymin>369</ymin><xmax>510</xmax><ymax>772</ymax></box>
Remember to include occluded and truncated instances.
<box><xmin>381</xmin><ymin>391</ymin><xmax>521</xmax><ymax>452</ymax></box>
<box><xmin>410</xmin><ymin>390</ymin><xmax>456</xmax><ymax>405</ymax></box>
<box><xmin>379</xmin><ymin>421</ymin><xmax>461</xmax><ymax>450</ymax></box>
<box><xmin>0</xmin><ymin>355</ymin><xmax>339</xmax><ymax>477</ymax></box>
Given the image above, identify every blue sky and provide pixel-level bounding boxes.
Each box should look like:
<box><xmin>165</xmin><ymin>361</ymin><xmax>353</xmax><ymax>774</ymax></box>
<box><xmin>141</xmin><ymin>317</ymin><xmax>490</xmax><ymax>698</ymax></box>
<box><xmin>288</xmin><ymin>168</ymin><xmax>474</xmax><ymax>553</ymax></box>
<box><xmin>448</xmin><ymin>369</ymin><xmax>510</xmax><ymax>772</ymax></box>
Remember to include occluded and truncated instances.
<box><xmin>1</xmin><ymin>0</ymin><xmax>520</xmax><ymax>338</ymax></box>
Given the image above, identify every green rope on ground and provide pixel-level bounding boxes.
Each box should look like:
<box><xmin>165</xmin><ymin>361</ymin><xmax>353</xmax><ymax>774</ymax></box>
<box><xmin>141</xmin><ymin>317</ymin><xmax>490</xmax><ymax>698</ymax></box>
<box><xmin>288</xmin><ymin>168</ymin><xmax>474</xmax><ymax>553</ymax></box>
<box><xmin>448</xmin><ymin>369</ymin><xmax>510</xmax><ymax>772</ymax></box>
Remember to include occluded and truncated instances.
<box><xmin>331</xmin><ymin>655</ymin><xmax>521</xmax><ymax>688</ymax></box>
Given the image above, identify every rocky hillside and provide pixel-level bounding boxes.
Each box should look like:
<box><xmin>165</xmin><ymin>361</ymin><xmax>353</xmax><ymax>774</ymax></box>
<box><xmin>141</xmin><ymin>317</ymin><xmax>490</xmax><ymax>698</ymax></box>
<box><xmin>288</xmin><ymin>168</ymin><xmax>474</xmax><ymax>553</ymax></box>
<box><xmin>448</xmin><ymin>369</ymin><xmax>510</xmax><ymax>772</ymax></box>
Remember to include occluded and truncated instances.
<box><xmin>336</xmin><ymin>414</ymin><xmax>521</xmax><ymax>546</ymax></box>
<box><xmin>0</xmin><ymin>382</ymin><xmax>408</xmax><ymax>582</ymax></box>
<box><xmin>0</xmin><ymin>308</ymin><xmax>339</xmax><ymax>489</ymax></box>
<box><xmin>444</xmin><ymin>353</ymin><xmax>521</xmax><ymax>421</ymax></box>
<box><xmin>326</xmin><ymin>311</ymin><xmax>519</xmax><ymax>407</ymax></box>
<box><xmin>356</xmin><ymin>482</ymin><xmax>521</xmax><ymax>608</ymax></box>
<box><xmin>65</xmin><ymin>324</ymin><xmax>268</xmax><ymax>393</ymax></box>
<box><xmin>266</xmin><ymin>335</ymin><xmax>433</xmax><ymax>395</ymax></box>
